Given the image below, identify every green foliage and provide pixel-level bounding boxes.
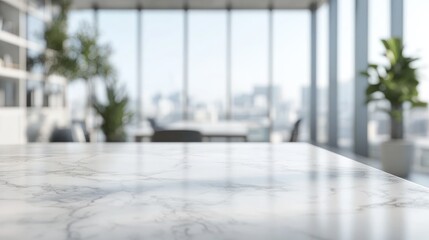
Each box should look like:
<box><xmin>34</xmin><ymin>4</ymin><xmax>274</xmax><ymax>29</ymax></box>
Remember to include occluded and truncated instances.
<box><xmin>46</xmin><ymin>0</ymin><xmax>70</xmax><ymax>51</ymax></box>
<box><xmin>66</xmin><ymin>23</ymin><xmax>114</xmax><ymax>81</ymax></box>
<box><xmin>30</xmin><ymin>0</ymin><xmax>130</xmax><ymax>142</ymax></box>
<box><xmin>29</xmin><ymin>0</ymin><xmax>113</xmax><ymax>82</ymax></box>
<box><xmin>93</xmin><ymin>79</ymin><xmax>133</xmax><ymax>142</ymax></box>
<box><xmin>27</xmin><ymin>0</ymin><xmax>72</xmax><ymax>74</ymax></box>
<box><xmin>362</xmin><ymin>38</ymin><xmax>427</xmax><ymax>121</ymax></box>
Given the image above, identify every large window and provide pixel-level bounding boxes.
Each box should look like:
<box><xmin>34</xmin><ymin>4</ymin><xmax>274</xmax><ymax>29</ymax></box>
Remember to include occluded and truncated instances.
<box><xmin>63</xmin><ymin>4</ymin><xmax>429</xmax><ymax>147</ymax></box>
<box><xmin>66</xmin><ymin>9</ymin><xmax>316</xmax><ymax>143</ymax></box>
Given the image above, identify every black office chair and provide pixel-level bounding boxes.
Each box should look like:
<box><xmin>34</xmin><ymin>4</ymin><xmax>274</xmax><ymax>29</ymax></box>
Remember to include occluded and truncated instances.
<box><xmin>151</xmin><ymin>130</ymin><xmax>203</xmax><ymax>142</ymax></box>
<box><xmin>49</xmin><ymin>125</ymin><xmax>87</xmax><ymax>143</ymax></box>
<box><xmin>289</xmin><ymin>119</ymin><xmax>302</xmax><ymax>142</ymax></box>
<box><xmin>147</xmin><ymin>118</ymin><xmax>164</xmax><ymax>131</ymax></box>
<box><xmin>49</xmin><ymin>128</ymin><xmax>76</xmax><ymax>142</ymax></box>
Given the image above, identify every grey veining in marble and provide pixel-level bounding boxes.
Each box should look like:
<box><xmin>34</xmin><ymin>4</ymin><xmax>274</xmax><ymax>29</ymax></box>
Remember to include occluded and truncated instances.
<box><xmin>1</xmin><ymin>143</ymin><xmax>429</xmax><ymax>240</ymax></box>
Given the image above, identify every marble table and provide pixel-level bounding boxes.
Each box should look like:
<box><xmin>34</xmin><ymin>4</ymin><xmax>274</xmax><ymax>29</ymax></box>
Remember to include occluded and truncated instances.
<box><xmin>1</xmin><ymin>143</ymin><xmax>429</xmax><ymax>240</ymax></box>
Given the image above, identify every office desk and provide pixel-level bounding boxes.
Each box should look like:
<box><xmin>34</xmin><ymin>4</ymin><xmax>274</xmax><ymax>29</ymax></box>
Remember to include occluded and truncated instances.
<box><xmin>1</xmin><ymin>143</ymin><xmax>429</xmax><ymax>239</ymax></box>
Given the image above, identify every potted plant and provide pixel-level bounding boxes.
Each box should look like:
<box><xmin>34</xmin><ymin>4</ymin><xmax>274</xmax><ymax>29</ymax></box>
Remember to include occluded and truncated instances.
<box><xmin>362</xmin><ymin>38</ymin><xmax>427</xmax><ymax>177</ymax></box>
<box><xmin>93</xmin><ymin>78</ymin><xmax>133</xmax><ymax>142</ymax></box>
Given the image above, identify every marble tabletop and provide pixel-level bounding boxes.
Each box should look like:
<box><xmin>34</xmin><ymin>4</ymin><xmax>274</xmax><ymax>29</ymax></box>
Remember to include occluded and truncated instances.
<box><xmin>1</xmin><ymin>143</ymin><xmax>429</xmax><ymax>240</ymax></box>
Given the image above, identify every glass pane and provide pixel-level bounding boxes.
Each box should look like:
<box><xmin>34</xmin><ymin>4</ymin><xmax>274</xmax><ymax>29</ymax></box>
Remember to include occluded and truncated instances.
<box><xmin>67</xmin><ymin>10</ymin><xmax>93</xmax><ymax>120</ymax></box>
<box><xmin>368</xmin><ymin>0</ymin><xmax>390</xmax><ymax>158</ymax></box>
<box><xmin>99</xmin><ymin>10</ymin><xmax>138</xmax><ymax>122</ymax></box>
<box><xmin>338</xmin><ymin>0</ymin><xmax>355</xmax><ymax>149</ymax></box>
<box><xmin>316</xmin><ymin>4</ymin><xmax>328</xmax><ymax>144</ymax></box>
<box><xmin>142</xmin><ymin>11</ymin><xmax>183</xmax><ymax>125</ymax></box>
<box><xmin>68</xmin><ymin>10</ymin><xmax>94</xmax><ymax>33</ymax></box>
<box><xmin>231</xmin><ymin>11</ymin><xmax>269</xmax><ymax>142</ymax></box>
<box><xmin>188</xmin><ymin>11</ymin><xmax>227</xmax><ymax>122</ymax></box>
<box><xmin>27</xmin><ymin>15</ymin><xmax>45</xmax><ymax>46</ymax></box>
<box><xmin>404</xmin><ymin>0</ymin><xmax>429</xmax><ymax>146</ymax></box>
<box><xmin>272</xmin><ymin>11</ymin><xmax>310</xmax><ymax>142</ymax></box>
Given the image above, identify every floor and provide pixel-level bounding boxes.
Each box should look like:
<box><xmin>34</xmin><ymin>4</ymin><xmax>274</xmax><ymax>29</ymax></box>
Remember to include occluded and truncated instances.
<box><xmin>319</xmin><ymin>144</ymin><xmax>429</xmax><ymax>188</ymax></box>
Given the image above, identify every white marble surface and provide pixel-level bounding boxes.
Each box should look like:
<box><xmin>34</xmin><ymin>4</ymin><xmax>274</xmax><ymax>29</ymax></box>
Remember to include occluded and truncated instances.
<box><xmin>1</xmin><ymin>143</ymin><xmax>429</xmax><ymax>240</ymax></box>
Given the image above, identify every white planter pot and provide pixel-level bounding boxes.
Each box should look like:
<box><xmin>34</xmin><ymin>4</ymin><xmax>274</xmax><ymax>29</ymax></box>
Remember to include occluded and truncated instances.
<box><xmin>380</xmin><ymin>140</ymin><xmax>415</xmax><ymax>178</ymax></box>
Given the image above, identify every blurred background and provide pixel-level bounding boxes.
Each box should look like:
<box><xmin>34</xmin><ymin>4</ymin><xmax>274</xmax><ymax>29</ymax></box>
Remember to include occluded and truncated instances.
<box><xmin>1</xmin><ymin>0</ymin><xmax>429</xmax><ymax>178</ymax></box>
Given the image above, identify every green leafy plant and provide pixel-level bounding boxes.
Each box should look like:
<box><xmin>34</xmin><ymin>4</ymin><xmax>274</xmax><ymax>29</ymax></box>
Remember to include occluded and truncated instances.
<box><xmin>27</xmin><ymin>0</ymin><xmax>74</xmax><ymax>75</ymax></box>
<box><xmin>362</xmin><ymin>38</ymin><xmax>427</xmax><ymax>139</ymax></box>
<box><xmin>30</xmin><ymin>0</ymin><xmax>113</xmax><ymax>80</ymax></box>
<box><xmin>66</xmin><ymin>23</ymin><xmax>114</xmax><ymax>81</ymax></box>
<box><xmin>29</xmin><ymin>0</ymin><xmax>128</xmax><ymax>142</ymax></box>
<box><xmin>93</xmin><ymin>79</ymin><xmax>133</xmax><ymax>142</ymax></box>
<box><xmin>44</xmin><ymin>0</ymin><xmax>70</xmax><ymax>52</ymax></box>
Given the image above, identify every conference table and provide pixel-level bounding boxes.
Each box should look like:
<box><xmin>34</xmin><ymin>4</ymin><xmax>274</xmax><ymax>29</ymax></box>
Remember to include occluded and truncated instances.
<box><xmin>1</xmin><ymin>143</ymin><xmax>429</xmax><ymax>239</ymax></box>
<box><xmin>134</xmin><ymin>121</ymin><xmax>249</xmax><ymax>142</ymax></box>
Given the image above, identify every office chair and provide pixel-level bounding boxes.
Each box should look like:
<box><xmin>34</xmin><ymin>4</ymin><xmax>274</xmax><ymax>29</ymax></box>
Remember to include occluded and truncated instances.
<box><xmin>49</xmin><ymin>126</ymin><xmax>87</xmax><ymax>143</ymax></box>
<box><xmin>289</xmin><ymin>118</ymin><xmax>302</xmax><ymax>142</ymax></box>
<box><xmin>151</xmin><ymin>130</ymin><xmax>203</xmax><ymax>142</ymax></box>
<box><xmin>49</xmin><ymin>128</ymin><xmax>76</xmax><ymax>142</ymax></box>
<box><xmin>147</xmin><ymin>118</ymin><xmax>164</xmax><ymax>131</ymax></box>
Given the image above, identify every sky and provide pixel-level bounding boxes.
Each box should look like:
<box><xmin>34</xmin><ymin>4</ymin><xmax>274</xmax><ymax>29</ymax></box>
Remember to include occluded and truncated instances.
<box><xmin>66</xmin><ymin>0</ymin><xmax>429</xmax><ymax>116</ymax></box>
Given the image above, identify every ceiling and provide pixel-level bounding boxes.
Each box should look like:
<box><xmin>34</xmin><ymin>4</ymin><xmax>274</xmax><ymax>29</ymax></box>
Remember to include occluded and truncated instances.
<box><xmin>71</xmin><ymin>0</ymin><xmax>326</xmax><ymax>10</ymax></box>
